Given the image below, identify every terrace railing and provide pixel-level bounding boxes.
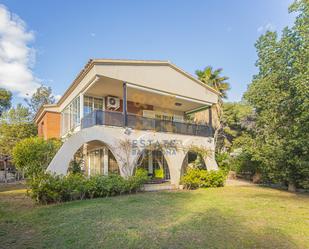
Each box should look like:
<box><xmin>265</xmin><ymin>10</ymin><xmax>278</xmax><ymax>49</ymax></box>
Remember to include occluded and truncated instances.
<box><xmin>81</xmin><ymin>110</ymin><xmax>214</xmax><ymax>137</ymax></box>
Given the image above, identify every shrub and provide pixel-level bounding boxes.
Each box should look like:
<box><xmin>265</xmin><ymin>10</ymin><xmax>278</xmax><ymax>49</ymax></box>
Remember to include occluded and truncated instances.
<box><xmin>27</xmin><ymin>170</ymin><xmax>149</xmax><ymax>204</ymax></box>
<box><xmin>61</xmin><ymin>174</ymin><xmax>87</xmax><ymax>201</ymax></box>
<box><xmin>134</xmin><ymin>168</ymin><xmax>149</xmax><ymax>181</ymax></box>
<box><xmin>181</xmin><ymin>168</ymin><xmax>227</xmax><ymax>190</ymax></box>
<box><xmin>230</xmin><ymin>152</ymin><xmax>260</xmax><ymax>177</ymax></box>
<box><xmin>154</xmin><ymin>168</ymin><xmax>164</xmax><ymax>178</ymax></box>
<box><xmin>216</xmin><ymin>152</ymin><xmax>231</xmax><ymax>172</ymax></box>
<box><xmin>128</xmin><ymin>168</ymin><xmax>149</xmax><ymax>192</ymax></box>
<box><xmin>27</xmin><ymin>173</ymin><xmax>62</xmax><ymax>204</ymax></box>
<box><xmin>12</xmin><ymin>137</ymin><xmax>62</xmax><ymax>178</ymax></box>
<box><xmin>68</xmin><ymin>159</ymin><xmax>82</xmax><ymax>174</ymax></box>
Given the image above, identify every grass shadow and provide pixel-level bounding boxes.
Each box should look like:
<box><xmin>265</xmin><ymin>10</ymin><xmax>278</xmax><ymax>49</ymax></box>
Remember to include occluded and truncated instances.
<box><xmin>0</xmin><ymin>185</ymin><xmax>308</xmax><ymax>249</ymax></box>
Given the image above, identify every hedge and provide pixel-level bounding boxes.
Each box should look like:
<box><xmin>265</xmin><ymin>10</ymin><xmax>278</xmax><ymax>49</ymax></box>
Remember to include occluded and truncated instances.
<box><xmin>27</xmin><ymin>169</ymin><xmax>148</xmax><ymax>204</ymax></box>
<box><xmin>181</xmin><ymin>168</ymin><xmax>227</xmax><ymax>189</ymax></box>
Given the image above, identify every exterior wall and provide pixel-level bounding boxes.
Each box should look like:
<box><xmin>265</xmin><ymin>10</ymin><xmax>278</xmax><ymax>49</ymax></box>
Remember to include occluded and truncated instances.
<box><xmin>105</xmin><ymin>99</ymin><xmax>154</xmax><ymax>115</ymax></box>
<box><xmin>47</xmin><ymin>126</ymin><xmax>218</xmax><ymax>186</ymax></box>
<box><xmin>36</xmin><ymin>61</ymin><xmax>219</xmax><ymax>138</ymax></box>
<box><xmin>153</xmin><ymin>106</ymin><xmax>183</xmax><ymax>116</ymax></box>
<box><xmin>194</xmin><ymin>105</ymin><xmax>220</xmax><ymax>128</ymax></box>
<box><xmin>105</xmin><ymin>98</ymin><xmax>184</xmax><ymax>118</ymax></box>
<box><xmin>95</xmin><ymin>64</ymin><xmax>218</xmax><ymax>104</ymax></box>
<box><xmin>56</xmin><ymin>61</ymin><xmax>219</xmax><ymax>115</ymax></box>
<box><xmin>37</xmin><ymin>112</ymin><xmax>61</xmax><ymax>139</ymax></box>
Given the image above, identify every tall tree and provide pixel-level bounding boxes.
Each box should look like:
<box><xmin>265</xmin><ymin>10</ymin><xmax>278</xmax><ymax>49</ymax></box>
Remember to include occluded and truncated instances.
<box><xmin>244</xmin><ymin>0</ymin><xmax>309</xmax><ymax>190</ymax></box>
<box><xmin>0</xmin><ymin>104</ymin><xmax>32</xmax><ymax>124</ymax></box>
<box><xmin>25</xmin><ymin>86</ymin><xmax>55</xmax><ymax>116</ymax></box>
<box><xmin>0</xmin><ymin>104</ymin><xmax>37</xmax><ymax>156</ymax></box>
<box><xmin>216</xmin><ymin>102</ymin><xmax>255</xmax><ymax>153</ymax></box>
<box><xmin>196</xmin><ymin>66</ymin><xmax>230</xmax><ymax>99</ymax></box>
<box><xmin>0</xmin><ymin>88</ymin><xmax>12</xmax><ymax>116</ymax></box>
<box><xmin>195</xmin><ymin>66</ymin><xmax>231</xmax><ymax>147</ymax></box>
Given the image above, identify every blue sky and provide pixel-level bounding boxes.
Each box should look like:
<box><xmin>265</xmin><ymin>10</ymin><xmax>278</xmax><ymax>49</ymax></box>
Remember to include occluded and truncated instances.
<box><xmin>0</xmin><ymin>0</ymin><xmax>296</xmax><ymax>104</ymax></box>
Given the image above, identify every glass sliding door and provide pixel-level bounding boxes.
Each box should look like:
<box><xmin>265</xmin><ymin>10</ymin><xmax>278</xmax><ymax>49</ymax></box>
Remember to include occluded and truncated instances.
<box><xmin>84</xmin><ymin>96</ymin><xmax>93</xmax><ymax>116</ymax></box>
<box><xmin>84</xmin><ymin>96</ymin><xmax>104</xmax><ymax>117</ymax></box>
<box><xmin>137</xmin><ymin>150</ymin><xmax>170</xmax><ymax>181</ymax></box>
<box><xmin>88</xmin><ymin>149</ymin><xmax>103</xmax><ymax>176</ymax></box>
<box><xmin>61</xmin><ymin>96</ymin><xmax>80</xmax><ymax>135</ymax></box>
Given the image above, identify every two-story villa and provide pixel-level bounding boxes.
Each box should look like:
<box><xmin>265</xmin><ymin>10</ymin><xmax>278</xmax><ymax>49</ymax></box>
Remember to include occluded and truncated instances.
<box><xmin>34</xmin><ymin>59</ymin><xmax>220</xmax><ymax>188</ymax></box>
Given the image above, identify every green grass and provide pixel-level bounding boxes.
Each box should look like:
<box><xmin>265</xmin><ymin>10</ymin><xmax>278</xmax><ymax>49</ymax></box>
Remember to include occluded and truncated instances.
<box><xmin>0</xmin><ymin>183</ymin><xmax>308</xmax><ymax>249</ymax></box>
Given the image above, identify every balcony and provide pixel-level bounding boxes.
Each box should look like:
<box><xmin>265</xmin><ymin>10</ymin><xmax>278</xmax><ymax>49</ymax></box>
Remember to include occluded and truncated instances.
<box><xmin>81</xmin><ymin>110</ymin><xmax>214</xmax><ymax>137</ymax></box>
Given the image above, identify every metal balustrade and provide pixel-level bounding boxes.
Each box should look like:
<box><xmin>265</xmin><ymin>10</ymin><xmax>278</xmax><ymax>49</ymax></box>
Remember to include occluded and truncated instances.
<box><xmin>81</xmin><ymin>110</ymin><xmax>213</xmax><ymax>137</ymax></box>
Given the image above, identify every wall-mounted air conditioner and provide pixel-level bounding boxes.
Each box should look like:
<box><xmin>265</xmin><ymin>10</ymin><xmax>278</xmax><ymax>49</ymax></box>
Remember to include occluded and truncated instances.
<box><xmin>106</xmin><ymin>96</ymin><xmax>120</xmax><ymax>110</ymax></box>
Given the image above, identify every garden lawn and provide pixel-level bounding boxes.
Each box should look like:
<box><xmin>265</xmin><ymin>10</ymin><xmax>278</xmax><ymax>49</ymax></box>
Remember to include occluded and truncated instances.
<box><xmin>0</xmin><ymin>183</ymin><xmax>308</xmax><ymax>249</ymax></box>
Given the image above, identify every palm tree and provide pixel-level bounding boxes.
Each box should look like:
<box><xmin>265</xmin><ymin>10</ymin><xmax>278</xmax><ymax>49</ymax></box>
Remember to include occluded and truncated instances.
<box><xmin>195</xmin><ymin>66</ymin><xmax>230</xmax><ymax>149</ymax></box>
<box><xmin>195</xmin><ymin>66</ymin><xmax>230</xmax><ymax>99</ymax></box>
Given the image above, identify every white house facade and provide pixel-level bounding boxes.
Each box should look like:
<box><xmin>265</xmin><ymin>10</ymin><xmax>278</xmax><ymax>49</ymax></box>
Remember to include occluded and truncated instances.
<box><xmin>35</xmin><ymin>59</ymin><xmax>220</xmax><ymax>188</ymax></box>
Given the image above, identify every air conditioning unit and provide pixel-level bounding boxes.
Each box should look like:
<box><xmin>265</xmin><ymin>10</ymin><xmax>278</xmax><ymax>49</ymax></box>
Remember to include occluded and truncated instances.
<box><xmin>107</xmin><ymin>96</ymin><xmax>120</xmax><ymax>110</ymax></box>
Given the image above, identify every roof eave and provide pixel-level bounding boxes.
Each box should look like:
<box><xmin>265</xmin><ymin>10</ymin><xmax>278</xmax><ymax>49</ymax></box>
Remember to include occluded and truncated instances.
<box><xmin>53</xmin><ymin>58</ymin><xmax>221</xmax><ymax>108</ymax></box>
<box><xmin>33</xmin><ymin>104</ymin><xmax>58</xmax><ymax>124</ymax></box>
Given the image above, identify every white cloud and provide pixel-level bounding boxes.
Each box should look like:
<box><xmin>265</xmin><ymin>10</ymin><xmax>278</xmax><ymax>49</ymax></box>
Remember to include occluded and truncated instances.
<box><xmin>257</xmin><ymin>22</ymin><xmax>276</xmax><ymax>33</ymax></box>
<box><xmin>0</xmin><ymin>4</ymin><xmax>40</xmax><ymax>98</ymax></box>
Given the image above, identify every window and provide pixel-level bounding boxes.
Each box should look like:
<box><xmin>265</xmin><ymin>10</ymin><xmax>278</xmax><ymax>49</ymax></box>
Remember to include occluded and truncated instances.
<box><xmin>84</xmin><ymin>96</ymin><xmax>93</xmax><ymax>116</ymax></box>
<box><xmin>60</xmin><ymin>95</ymin><xmax>104</xmax><ymax>136</ymax></box>
<box><xmin>61</xmin><ymin>96</ymin><xmax>80</xmax><ymax>135</ymax></box>
<box><xmin>94</xmin><ymin>97</ymin><xmax>103</xmax><ymax>110</ymax></box>
<box><xmin>88</xmin><ymin>149</ymin><xmax>103</xmax><ymax>176</ymax></box>
<box><xmin>83</xmin><ymin>96</ymin><xmax>104</xmax><ymax>116</ymax></box>
<box><xmin>72</xmin><ymin>96</ymin><xmax>80</xmax><ymax>125</ymax></box>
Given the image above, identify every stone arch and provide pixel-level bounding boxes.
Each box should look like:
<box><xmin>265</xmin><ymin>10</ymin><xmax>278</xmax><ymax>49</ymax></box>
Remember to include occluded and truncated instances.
<box><xmin>181</xmin><ymin>137</ymin><xmax>218</xmax><ymax>172</ymax></box>
<box><xmin>47</xmin><ymin>126</ymin><xmax>122</xmax><ymax>175</ymax></box>
<box><xmin>80</xmin><ymin>140</ymin><xmax>120</xmax><ymax>176</ymax></box>
<box><xmin>134</xmin><ymin>133</ymin><xmax>186</xmax><ymax>186</ymax></box>
<box><xmin>134</xmin><ymin>148</ymin><xmax>171</xmax><ymax>181</ymax></box>
<box><xmin>132</xmin><ymin>132</ymin><xmax>165</xmax><ymax>170</ymax></box>
<box><xmin>180</xmin><ymin>150</ymin><xmax>207</xmax><ymax>176</ymax></box>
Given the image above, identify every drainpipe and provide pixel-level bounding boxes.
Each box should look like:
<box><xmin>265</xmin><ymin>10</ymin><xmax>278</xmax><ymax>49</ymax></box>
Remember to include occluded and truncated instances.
<box><xmin>123</xmin><ymin>82</ymin><xmax>128</xmax><ymax>127</ymax></box>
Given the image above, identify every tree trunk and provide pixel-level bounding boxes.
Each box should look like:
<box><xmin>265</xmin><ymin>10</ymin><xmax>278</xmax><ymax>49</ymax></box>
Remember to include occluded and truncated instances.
<box><xmin>3</xmin><ymin>158</ymin><xmax>7</xmax><ymax>184</ymax></box>
<box><xmin>288</xmin><ymin>182</ymin><xmax>296</xmax><ymax>192</ymax></box>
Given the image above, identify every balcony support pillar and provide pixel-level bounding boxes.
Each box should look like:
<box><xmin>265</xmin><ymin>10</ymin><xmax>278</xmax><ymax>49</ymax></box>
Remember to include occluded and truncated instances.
<box><xmin>103</xmin><ymin>147</ymin><xmax>109</xmax><ymax>175</ymax></box>
<box><xmin>208</xmin><ymin>106</ymin><xmax>212</xmax><ymax>128</ymax></box>
<box><xmin>148</xmin><ymin>151</ymin><xmax>153</xmax><ymax>175</ymax></box>
<box><xmin>123</xmin><ymin>82</ymin><xmax>128</xmax><ymax>126</ymax></box>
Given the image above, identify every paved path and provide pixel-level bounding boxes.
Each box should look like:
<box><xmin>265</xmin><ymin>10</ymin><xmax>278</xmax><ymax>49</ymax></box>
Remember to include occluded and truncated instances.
<box><xmin>225</xmin><ymin>179</ymin><xmax>254</xmax><ymax>186</ymax></box>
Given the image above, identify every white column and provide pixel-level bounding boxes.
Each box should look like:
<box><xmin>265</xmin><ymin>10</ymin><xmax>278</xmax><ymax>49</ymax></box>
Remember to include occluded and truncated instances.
<box><xmin>148</xmin><ymin>150</ymin><xmax>153</xmax><ymax>175</ymax></box>
<box><xmin>203</xmin><ymin>153</ymin><xmax>219</xmax><ymax>171</ymax></box>
<box><xmin>103</xmin><ymin>147</ymin><xmax>109</xmax><ymax>175</ymax></box>
<box><xmin>88</xmin><ymin>155</ymin><xmax>91</xmax><ymax>176</ymax></box>
<box><xmin>82</xmin><ymin>143</ymin><xmax>88</xmax><ymax>173</ymax></box>
<box><xmin>164</xmin><ymin>150</ymin><xmax>187</xmax><ymax>187</ymax></box>
<box><xmin>80</xmin><ymin>93</ymin><xmax>84</xmax><ymax>122</ymax></box>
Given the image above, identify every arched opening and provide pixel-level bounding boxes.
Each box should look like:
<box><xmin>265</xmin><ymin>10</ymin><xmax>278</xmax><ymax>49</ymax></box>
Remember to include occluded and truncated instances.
<box><xmin>181</xmin><ymin>151</ymin><xmax>207</xmax><ymax>176</ymax></box>
<box><xmin>70</xmin><ymin>140</ymin><xmax>120</xmax><ymax>176</ymax></box>
<box><xmin>136</xmin><ymin>150</ymin><xmax>170</xmax><ymax>183</ymax></box>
